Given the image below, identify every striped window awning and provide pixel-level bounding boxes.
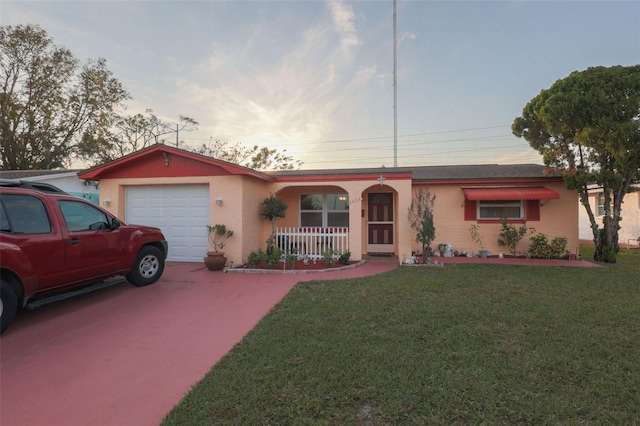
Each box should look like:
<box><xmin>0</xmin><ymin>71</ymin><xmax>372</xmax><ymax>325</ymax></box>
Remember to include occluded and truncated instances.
<box><xmin>462</xmin><ymin>187</ymin><xmax>560</xmax><ymax>201</ymax></box>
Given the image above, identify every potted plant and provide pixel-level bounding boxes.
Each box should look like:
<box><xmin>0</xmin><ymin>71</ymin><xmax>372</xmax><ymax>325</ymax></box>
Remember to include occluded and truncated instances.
<box><xmin>204</xmin><ymin>224</ymin><xmax>234</xmax><ymax>271</ymax></box>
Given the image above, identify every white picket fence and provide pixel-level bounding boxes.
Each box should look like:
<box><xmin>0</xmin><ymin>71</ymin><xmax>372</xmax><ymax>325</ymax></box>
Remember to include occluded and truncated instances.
<box><xmin>275</xmin><ymin>227</ymin><xmax>349</xmax><ymax>260</ymax></box>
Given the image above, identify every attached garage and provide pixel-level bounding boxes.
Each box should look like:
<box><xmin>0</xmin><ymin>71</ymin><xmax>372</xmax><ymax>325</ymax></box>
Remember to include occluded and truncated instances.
<box><xmin>125</xmin><ymin>185</ymin><xmax>209</xmax><ymax>262</ymax></box>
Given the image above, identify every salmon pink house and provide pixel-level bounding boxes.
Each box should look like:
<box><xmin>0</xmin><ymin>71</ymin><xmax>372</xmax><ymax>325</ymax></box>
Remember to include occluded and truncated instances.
<box><xmin>78</xmin><ymin>144</ymin><xmax>579</xmax><ymax>265</ymax></box>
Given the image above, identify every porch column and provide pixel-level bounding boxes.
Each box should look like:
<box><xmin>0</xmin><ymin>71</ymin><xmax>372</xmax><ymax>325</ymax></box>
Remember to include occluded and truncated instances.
<box><xmin>348</xmin><ymin>192</ymin><xmax>364</xmax><ymax>260</ymax></box>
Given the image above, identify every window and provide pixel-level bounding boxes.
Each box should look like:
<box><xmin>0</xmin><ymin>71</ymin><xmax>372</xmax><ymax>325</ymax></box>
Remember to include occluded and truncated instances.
<box><xmin>596</xmin><ymin>193</ymin><xmax>611</xmax><ymax>216</ymax></box>
<box><xmin>58</xmin><ymin>200</ymin><xmax>110</xmax><ymax>232</ymax></box>
<box><xmin>300</xmin><ymin>193</ymin><xmax>349</xmax><ymax>227</ymax></box>
<box><xmin>0</xmin><ymin>203</ymin><xmax>9</xmax><ymax>232</ymax></box>
<box><xmin>465</xmin><ymin>199</ymin><xmax>540</xmax><ymax>221</ymax></box>
<box><xmin>478</xmin><ymin>200</ymin><xmax>523</xmax><ymax>220</ymax></box>
<box><xmin>0</xmin><ymin>194</ymin><xmax>52</xmax><ymax>234</ymax></box>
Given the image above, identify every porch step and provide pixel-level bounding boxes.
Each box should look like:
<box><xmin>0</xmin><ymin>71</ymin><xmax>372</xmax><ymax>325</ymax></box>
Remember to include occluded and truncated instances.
<box><xmin>363</xmin><ymin>253</ymin><xmax>399</xmax><ymax>263</ymax></box>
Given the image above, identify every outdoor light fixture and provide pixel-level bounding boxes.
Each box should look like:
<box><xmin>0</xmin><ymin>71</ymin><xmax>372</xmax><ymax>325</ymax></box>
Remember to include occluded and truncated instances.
<box><xmin>103</xmin><ymin>199</ymin><xmax>111</xmax><ymax>206</ymax></box>
<box><xmin>163</xmin><ymin>152</ymin><xmax>170</xmax><ymax>166</ymax></box>
<box><xmin>216</xmin><ymin>197</ymin><xmax>223</xmax><ymax>206</ymax></box>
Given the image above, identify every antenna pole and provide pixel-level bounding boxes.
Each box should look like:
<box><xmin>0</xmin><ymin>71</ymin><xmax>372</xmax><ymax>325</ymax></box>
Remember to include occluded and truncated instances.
<box><xmin>393</xmin><ymin>0</ymin><xmax>398</xmax><ymax>167</ymax></box>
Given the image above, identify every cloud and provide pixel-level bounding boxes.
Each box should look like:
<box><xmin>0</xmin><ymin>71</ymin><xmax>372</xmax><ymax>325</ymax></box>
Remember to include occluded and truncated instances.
<box><xmin>349</xmin><ymin>65</ymin><xmax>378</xmax><ymax>88</ymax></box>
<box><xmin>199</xmin><ymin>41</ymin><xmax>226</xmax><ymax>72</ymax></box>
<box><xmin>399</xmin><ymin>31</ymin><xmax>416</xmax><ymax>42</ymax></box>
<box><xmin>328</xmin><ymin>0</ymin><xmax>360</xmax><ymax>51</ymax></box>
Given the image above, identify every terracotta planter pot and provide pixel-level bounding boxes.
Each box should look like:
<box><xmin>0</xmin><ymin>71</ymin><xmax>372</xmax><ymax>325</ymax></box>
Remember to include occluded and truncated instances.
<box><xmin>204</xmin><ymin>252</ymin><xmax>227</xmax><ymax>271</ymax></box>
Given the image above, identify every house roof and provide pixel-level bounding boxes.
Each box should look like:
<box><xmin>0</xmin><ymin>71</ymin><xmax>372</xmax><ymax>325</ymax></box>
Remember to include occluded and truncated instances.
<box><xmin>269</xmin><ymin>164</ymin><xmax>562</xmax><ymax>184</ymax></box>
<box><xmin>78</xmin><ymin>144</ymin><xmax>273</xmax><ymax>181</ymax></box>
<box><xmin>0</xmin><ymin>169</ymin><xmax>83</xmax><ymax>179</ymax></box>
<box><xmin>3</xmin><ymin>152</ymin><xmax>561</xmax><ymax>186</ymax></box>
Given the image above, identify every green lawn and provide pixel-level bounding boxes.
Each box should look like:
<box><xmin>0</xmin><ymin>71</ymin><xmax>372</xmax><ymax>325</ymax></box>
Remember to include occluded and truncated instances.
<box><xmin>162</xmin><ymin>247</ymin><xmax>640</xmax><ymax>425</ymax></box>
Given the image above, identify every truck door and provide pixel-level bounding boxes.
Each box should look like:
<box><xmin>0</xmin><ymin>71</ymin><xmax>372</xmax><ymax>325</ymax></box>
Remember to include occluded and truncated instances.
<box><xmin>57</xmin><ymin>199</ymin><xmax>123</xmax><ymax>284</ymax></box>
<box><xmin>0</xmin><ymin>194</ymin><xmax>65</xmax><ymax>289</ymax></box>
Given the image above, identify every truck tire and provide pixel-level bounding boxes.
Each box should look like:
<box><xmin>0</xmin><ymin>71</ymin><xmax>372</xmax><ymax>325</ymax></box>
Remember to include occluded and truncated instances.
<box><xmin>1</xmin><ymin>280</ymin><xmax>18</xmax><ymax>334</ymax></box>
<box><xmin>126</xmin><ymin>246</ymin><xmax>165</xmax><ymax>287</ymax></box>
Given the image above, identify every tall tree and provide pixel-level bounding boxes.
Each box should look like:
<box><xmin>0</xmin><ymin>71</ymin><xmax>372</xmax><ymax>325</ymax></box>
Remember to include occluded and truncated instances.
<box><xmin>0</xmin><ymin>24</ymin><xmax>129</xmax><ymax>169</ymax></box>
<box><xmin>194</xmin><ymin>140</ymin><xmax>303</xmax><ymax>171</ymax></box>
<box><xmin>77</xmin><ymin>109</ymin><xmax>198</xmax><ymax>165</ymax></box>
<box><xmin>513</xmin><ymin>65</ymin><xmax>640</xmax><ymax>263</ymax></box>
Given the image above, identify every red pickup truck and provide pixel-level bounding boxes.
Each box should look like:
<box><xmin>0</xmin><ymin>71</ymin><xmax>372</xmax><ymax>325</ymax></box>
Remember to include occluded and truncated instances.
<box><xmin>0</xmin><ymin>183</ymin><xmax>168</xmax><ymax>334</ymax></box>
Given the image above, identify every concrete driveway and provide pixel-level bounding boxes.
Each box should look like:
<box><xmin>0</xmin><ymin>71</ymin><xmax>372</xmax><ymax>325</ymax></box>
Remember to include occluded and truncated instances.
<box><xmin>0</xmin><ymin>261</ymin><xmax>396</xmax><ymax>426</ymax></box>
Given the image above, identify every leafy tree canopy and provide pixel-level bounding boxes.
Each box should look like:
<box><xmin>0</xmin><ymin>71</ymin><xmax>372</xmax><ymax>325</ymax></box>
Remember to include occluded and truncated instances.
<box><xmin>512</xmin><ymin>65</ymin><xmax>640</xmax><ymax>262</ymax></box>
<box><xmin>194</xmin><ymin>140</ymin><xmax>303</xmax><ymax>171</ymax></box>
<box><xmin>1</xmin><ymin>24</ymin><xmax>130</xmax><ymax>169</ymax></box>
<box><xmin>77</xmin><ymin>109</ymin><xmax>198</xmax><ymax>165</ymax></box>
<box><xmin>0</xmin><ymin>24</ymin><xmax>302</xmax><ymax>172</ymax></box>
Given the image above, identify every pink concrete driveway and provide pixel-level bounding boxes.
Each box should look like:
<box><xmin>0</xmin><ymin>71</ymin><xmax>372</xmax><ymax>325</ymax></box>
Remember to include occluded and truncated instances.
<box><xmin>0</xmin><ymin>261</ymin><xmax>396</xmax><ymax>426</ymax></box>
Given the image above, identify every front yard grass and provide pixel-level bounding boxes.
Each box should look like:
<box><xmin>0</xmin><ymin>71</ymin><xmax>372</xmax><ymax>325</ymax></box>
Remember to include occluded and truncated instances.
<box><xmin>162</xmin><ymin>246</ymin><xmax>640</xmax><ymax>425</ymax></box>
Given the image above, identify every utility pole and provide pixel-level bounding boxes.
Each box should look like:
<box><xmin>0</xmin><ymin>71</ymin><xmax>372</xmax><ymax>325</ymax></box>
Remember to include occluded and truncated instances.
<box><xmin>393</xmin><ymin>0</ymin><xmax>398</xmax><ymax>167</ymax></box>
<box><xmin>176</xmin><ymin>123</ymin><xmax>179</xmax><ymax>147</ymax></box>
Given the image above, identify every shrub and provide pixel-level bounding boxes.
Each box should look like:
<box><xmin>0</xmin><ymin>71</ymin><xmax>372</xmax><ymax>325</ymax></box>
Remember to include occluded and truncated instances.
<box><xmin>529</xmin><ymin>233</ymin><xmax>568</xmax><ymax>259</ymax></box>
<box><xmin>285</xmin><ymin>248</ymin><xmax>297</xmax><ymax>268</ymax></box>
<box><xmin>267</xmin><ymin>247</ymin><xmax>282</xmax><ymax>267</ymax></box>
<box><xmin>247</xmin><ymin>247</ymin><xmax>283</xmax><ymax>268</ymax></box>
<box><xmin>322</xmin><ymin>248</ymin><xmax>335</xmax><ymax>266</ymax></box>
<box><xmin>408</xmin><ymin>188</ymin><xmax>436</xmax><ymax>263</ymax></box>
<box><xmin>338</xmin><ymin>250</ymin><xmax>351</xmax><ymax>265</ymax></box>
<box><xmin>497</xmin><ymin>219</ymin><xmax>534</xmax><ymax>256</ymax></box>
<box><xmin>529</xmin><ymin>234</ymin><xmax>550</xmax><ymax>258</ymax></box>
<box><xmin>549</xmin><ymin>236</ymin><xmax>568</xmax><ymax>259</ymax></box>
<box><xmin>247</xmin><ymin>249</ymin><xmax>267</xmax><ymax>267</ymax></box>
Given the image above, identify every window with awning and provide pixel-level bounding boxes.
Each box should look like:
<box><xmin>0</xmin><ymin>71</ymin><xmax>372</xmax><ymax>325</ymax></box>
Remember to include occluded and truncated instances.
<box><xmin>463</xmin><ymin>187</ymin><xmax>559</xmax><ymax>221</ymax></box>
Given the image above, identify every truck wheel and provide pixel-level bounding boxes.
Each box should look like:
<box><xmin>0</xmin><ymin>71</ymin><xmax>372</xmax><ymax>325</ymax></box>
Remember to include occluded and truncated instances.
<box><xmin>1</xmin><ymin>280</ymin><xmax>18</xmax><ymax>334</ymax></box>
<box><xmin>126</xmin><ymin>246</ymin><xmax>165</xmax><ymax>287</ymax></box>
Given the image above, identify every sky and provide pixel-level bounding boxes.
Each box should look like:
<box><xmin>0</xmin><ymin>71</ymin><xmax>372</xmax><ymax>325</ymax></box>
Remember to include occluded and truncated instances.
<box><xmin>3</xmin><ymin>0</ymin><xmax>640</xmax><ymax>170</ymax></box>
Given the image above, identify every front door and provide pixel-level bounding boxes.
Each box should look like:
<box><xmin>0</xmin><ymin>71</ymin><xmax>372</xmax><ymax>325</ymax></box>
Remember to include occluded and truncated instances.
<box><xmin>367</xmin><ymin>193</ymin><xmax>394</xmax><ymax>254</ymax></box>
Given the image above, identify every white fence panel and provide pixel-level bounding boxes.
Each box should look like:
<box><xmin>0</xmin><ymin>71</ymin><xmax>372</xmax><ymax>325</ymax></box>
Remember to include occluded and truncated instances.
<box><xmin>275</xmin><ymin>227</ymin><xmax>349</xmax><ymax>260</ymax></box>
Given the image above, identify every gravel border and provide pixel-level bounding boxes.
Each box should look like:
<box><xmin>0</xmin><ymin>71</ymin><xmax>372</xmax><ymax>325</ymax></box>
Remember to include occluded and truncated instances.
<box><xmin>224</xmin><ymin>260</ymin><xmax>367</xmax><ymax>274</ymax></box>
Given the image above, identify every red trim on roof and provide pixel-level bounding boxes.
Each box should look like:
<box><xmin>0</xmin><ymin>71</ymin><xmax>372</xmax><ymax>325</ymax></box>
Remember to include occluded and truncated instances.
<box><xmin>274</xmin><ymin>173</ymin><xmax>413</xmax><ymax>183</ymax></box>
<box><xmin>462</xmin><ymin>187</ymin><xmax>560</xmax><ymax>201</ymax></box>
<box><xmin>77</xmin><ymin>144</ymin><xmax>273</xmax><ymax>181</ymax></box>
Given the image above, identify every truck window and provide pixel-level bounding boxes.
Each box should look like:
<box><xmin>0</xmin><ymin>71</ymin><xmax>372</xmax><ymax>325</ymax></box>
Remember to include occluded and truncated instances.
<box><xmin>58</xmin><ymin>200</ymin><xmax>110</xmax><ymax>232</ymax></box>
<box><xmin>0</xmin><ymin>203</ymin><xmax>10</xmax><ymax>232</ymax></box>
<box><xmin>0</xmin><ymin>195</ymin><xmax>52</xmax><ymax>234</ymax></box>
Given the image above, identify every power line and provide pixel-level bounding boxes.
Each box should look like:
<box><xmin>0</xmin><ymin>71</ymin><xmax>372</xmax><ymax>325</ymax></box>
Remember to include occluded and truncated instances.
<box><xmin>182</xmin><ymin>124</ymin><xmax>512</xmax><ymax>145</ymax></box>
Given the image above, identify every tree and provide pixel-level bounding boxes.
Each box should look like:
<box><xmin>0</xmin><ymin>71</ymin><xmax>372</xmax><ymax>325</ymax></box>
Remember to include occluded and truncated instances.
<box><xmin>408</xmin><ymin>187</ymin><xmax>436</xmax><ymax>263</ymax></box>
<box><xmin>513</xmin><ymin>65</ymin><xmax>640</xmax><ymax>263</ymax></box>
<box><xmin>195</xmin><ymin>140</ymin><xmax>303</xmax><ymax>171</ymax></box>
<box><xmin>0</xmin><ymin>24</ymin><xmax>129</xmax><ymax>169</ymax></box>
<box><xmin>77</xmin><ymin>109</ymin><xmax>198</xmax><ymax>165</ymax></box>
<box><xmin>261</xmin><ymin>193</ymin><xmax>288</xmax><ymax>253</ymax></box>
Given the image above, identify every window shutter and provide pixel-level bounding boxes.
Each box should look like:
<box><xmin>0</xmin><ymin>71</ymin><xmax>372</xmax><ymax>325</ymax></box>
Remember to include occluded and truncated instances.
<box><xmin>464</xmin><ymin>199</ymin><xmax>477</xmax><ymax>221</ymax></box>
<box><xmin>526</xmin><ymin>200</ymin><xmax>540</xmax><ymax>221</ymax></box>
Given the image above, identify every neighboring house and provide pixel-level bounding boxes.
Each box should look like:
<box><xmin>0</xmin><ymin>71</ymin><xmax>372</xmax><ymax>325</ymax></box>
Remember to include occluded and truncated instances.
<box><xmin>578</xmin><ymin>185</ymin><xmax>640</xmax><ymax>248</ymax></box>
<box><xmin>78</xmin><ymin>144</ymin><xmax>579</xmax><ymax>264</ymax></box>
<box><xmin>0</xmin><ymin>169</ymin><xmax>100</xmax><ymax>204</ymax></box>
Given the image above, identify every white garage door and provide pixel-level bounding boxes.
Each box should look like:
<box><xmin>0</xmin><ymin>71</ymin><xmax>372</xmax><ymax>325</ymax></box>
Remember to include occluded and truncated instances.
<box><xmin>125</xmin><ymin>185</ymin><xmax>209</xmax><ymax>262</ymax></box>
